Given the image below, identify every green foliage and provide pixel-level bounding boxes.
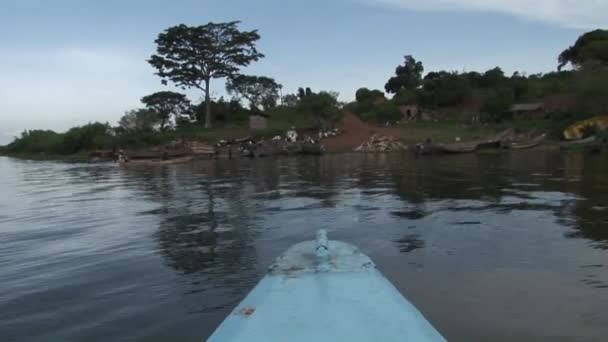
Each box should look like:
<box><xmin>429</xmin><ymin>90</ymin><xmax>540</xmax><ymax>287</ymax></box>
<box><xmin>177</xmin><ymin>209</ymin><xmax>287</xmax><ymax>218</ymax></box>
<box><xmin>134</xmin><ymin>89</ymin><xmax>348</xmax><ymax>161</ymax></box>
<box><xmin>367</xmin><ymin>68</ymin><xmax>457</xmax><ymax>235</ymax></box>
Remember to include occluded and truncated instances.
<box><xmin>282</xmin><ymin>94</ymin><xmax>299</xmax><ymax>107</ymax></box>
<box><xmin>118</xmin><ymin>109</ymin><xmax>160</xmax><ymax>132</ymax></box>
<box><xmin>392</xmin><ymin>89</ymin><xmax>418</xmax><ymax>106</ymax></box>
<box><xmin>6</xmin><ymin>130</ymin><xmax>63</xmax><ymax>154</ymax></box>
<box><xmin>194</xmin><ymin>97</ymin><xmax>250</xmax><ymax>125</ymax></box>
<box><xmin>5</xmin><ymin>123</ymin><xmax>114</xmax><ymax>155</ymax></box>
<box><xmin>419</xmin><ymin>71</ymin><xmax>473</xmax><ymax>107</ymax></box>
<box><xmin>140</xmin><ymin>91</ymin><xmax>191</xmax><ymax>130</ymax></box>
<box><xmin>385</xmin><ymin>55</ymin><xmax>424</xmax><ymax>94</ymax></box>
<box><xmin>297</xmin><ymin>87</ymin><xmax>313</xmax><ymax>100</ymax></box>
<box><xmin>481</xmin><ymin>87</ymin><xmax>515</xmax><ymax>122</ymax></box>
<box><xmin>574</xmin><ymin>65</ymin><xmax>608</xmax><ymax>118</ymax></box>
<box><xmin>225</xmin><ymin>75</ymin><xmax>281</xmax><ymax>111</ymax></box>
<box><xmin>360</xmin><ymin>102</ymin><xmax>402</xmax><ymax>123</ymax></box>
<box><xmin>149</xmin><ymin>21</ymin><xmax>264</xmax><ymax>128</ymax></box>
<box><xmin>354</xmin><ymin>87</ymin><xmax>386</xmax><ymax>113</ymax></box>
<box><xmin>559</xmin><ymin>29</ymin><xmax>608</xmax><ymax>70</ymax></box>
<box><xmin>479</xmin><ymin>67</ymin><xmax>505</xmax><ymax>88</ymax></box>
<box><xmin>61</xmin><ymin>123</ymin><xmax>114</xmax><ymax>154</ymax></box>
<box><xmin>355</xmin><ymin>88</ymin><xmax>384</xmax><ymax>102</ymax></box>
<box><xmin>297</xmin><ymin>90</ymin><xmax>341</xmax><ymax>127</ymax></box>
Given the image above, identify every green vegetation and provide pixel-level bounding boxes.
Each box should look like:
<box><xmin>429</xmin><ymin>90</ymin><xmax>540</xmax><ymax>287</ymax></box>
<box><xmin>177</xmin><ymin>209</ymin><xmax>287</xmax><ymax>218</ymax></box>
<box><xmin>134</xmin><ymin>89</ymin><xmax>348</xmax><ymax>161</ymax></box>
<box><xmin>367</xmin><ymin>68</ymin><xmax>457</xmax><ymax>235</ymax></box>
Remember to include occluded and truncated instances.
<box><xmin>351</xmin><ymin>30</ymin><xmax>608</xmax><ymax>130</ymax></box>
<box><xmin>3</xmin><ymin>26</ymin><xmax>608</xmax><ymax>158</ymax></box>
<box><xmin>558</xmin><ymin>29</ymin><xmax>608</xmax><ymax>70</ymax></box>
<box><xmin>225</xmin><ymin>75</ymin><xmax>281</xmax><ymax>111</ymax></box>
<box><xmin>140</xmin><ymin>91</ymin><xmax>191</xmax><ymax>131</ymax></box>
<box><xmin>148</xmin><ymin>21</ymin><xmax>264</xmax><ymax>128</ymax></box>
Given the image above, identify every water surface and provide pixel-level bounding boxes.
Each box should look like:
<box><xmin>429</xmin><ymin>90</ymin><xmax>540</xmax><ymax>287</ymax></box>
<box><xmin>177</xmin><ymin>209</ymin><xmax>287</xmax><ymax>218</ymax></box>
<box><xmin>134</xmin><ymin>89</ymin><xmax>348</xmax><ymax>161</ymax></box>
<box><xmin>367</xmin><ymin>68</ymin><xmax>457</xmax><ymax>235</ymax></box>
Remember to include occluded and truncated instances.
<box><xmin>1</xmin><ymin>152</ymin><xmax>607</xmax><ymax>341</ymax></box>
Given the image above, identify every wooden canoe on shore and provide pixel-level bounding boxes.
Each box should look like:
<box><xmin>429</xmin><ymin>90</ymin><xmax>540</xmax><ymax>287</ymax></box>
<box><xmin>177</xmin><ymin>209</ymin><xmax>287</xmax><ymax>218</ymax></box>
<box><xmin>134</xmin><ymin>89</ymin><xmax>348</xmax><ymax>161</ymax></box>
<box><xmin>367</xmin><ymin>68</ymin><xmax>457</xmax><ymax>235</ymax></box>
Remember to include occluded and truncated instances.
<box><xmin>208</xmin><ymin>230</ymin><xmax>446</xmax><ymax>342</ymax></box>
<box><xmin>433</xmin><ymin>141</ymin><xmax>478</xmax><ymax>153</ymax></box>
<box><xmin>502</xmin><ymin>134</ymin><xmax>546</xmax><ymax>150</ymax></box>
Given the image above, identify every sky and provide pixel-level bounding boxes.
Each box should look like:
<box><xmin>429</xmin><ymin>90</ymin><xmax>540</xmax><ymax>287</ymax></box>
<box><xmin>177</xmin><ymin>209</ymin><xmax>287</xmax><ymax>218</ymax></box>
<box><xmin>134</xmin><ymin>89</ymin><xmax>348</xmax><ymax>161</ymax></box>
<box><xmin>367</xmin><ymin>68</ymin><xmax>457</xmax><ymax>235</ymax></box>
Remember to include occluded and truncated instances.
<box><xmin>0</xmin><ymin>0</ymin><xmax>605</xmax><ymax>145</ymax></box>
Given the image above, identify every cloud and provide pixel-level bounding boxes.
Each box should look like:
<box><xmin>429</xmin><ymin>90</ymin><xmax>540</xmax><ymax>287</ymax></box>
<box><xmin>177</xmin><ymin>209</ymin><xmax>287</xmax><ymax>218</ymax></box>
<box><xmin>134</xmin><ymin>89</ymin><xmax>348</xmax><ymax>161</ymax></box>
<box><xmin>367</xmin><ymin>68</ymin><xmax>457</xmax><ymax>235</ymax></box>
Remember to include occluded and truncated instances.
<box><xmin>365</xmin><ymin>0</ymin><xmax>608</xmax><ymax>29</ymax></box>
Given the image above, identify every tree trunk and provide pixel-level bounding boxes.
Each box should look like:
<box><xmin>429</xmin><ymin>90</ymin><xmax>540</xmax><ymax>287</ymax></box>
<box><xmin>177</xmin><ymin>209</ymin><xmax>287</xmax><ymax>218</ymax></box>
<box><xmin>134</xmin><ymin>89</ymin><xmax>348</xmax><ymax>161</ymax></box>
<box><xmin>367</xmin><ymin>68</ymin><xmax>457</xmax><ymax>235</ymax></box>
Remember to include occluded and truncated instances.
<box><xmin>160</xmin><ymin>117</ymin><xmax>167</xmax><ymax>131</ymax></box>
<box><xmin>204</xmin><ymin>78</ymin><xmax>212</xmax><ymax>128</ymax></box>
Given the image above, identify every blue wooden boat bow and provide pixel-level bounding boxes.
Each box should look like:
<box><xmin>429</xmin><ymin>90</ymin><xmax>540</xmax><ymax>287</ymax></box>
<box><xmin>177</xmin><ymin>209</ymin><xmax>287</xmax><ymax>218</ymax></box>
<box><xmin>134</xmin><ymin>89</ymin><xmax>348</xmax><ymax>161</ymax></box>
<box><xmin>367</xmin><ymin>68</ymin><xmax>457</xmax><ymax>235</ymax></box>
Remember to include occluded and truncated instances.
<box><xmin>208</xmin><ymin>230</ymin><xmax>447</xmax><ymax>341</ymax></box>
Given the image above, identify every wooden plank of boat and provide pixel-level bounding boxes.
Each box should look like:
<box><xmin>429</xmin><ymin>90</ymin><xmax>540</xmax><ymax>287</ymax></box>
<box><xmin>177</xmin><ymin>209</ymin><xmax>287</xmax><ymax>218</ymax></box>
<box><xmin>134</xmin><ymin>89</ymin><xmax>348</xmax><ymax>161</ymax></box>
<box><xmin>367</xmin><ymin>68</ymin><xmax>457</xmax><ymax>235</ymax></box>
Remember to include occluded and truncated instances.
<box><xmin>559</xmin><ymin>136</ymin><xmax>599</xmax><ymax>150</ymax></box>
<box><xmin>503</xmin><ymin>134</ymin><xmax>546</xmax><ymax>150</ymax></box>
<box><xmin>208</xmin><ymin>230</ymin><xmax>446</xmax><ymax>342</ymax></box>
<box><xmin>433</xmin><ymin>141</ymin><xmax>477</xmax><ymax>153</ymax></box>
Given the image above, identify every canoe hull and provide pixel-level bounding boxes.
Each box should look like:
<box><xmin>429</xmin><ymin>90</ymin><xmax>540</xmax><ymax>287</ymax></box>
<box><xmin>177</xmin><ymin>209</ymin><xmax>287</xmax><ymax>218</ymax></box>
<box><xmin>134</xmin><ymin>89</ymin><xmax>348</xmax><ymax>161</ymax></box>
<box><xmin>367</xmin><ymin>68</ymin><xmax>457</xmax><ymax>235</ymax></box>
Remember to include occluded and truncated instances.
<box><xmin>208</xmin><ymin>236</ymin><xmax>446</xmax><ymax>342</ymax></box>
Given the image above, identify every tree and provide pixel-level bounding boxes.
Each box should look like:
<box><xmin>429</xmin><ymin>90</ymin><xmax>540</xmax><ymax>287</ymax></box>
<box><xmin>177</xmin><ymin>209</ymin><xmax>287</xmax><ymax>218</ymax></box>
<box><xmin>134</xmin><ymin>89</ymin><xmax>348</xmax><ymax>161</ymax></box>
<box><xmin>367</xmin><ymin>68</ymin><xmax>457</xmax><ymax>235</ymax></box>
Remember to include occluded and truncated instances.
<box><xmin>559</xmin><ymin>29</ymin><xmax>608</xmax><ymax>71</ymax></box>
<box><xmin>119</xmin><ymin>109</ymin><xmax>160</xmax><ymax>132</ymax></box>
<box><xmin>419</xmin><ymin>71</ymin><xmax>472</xmax><ymax>107</ymax></box>
<box><xmin>282</xmin><ymin>94</ymin><xmax>299</xmax><ymax>107</ymax></box>
<box><xmin>384</xmin><ymin>55</ymin><xmax>424</xmax><ymax>94</ymax></box>
<box><xmin>298</xmin><ymin>90</ymin><xmax>341</xmax><ymax>127</ymax></box>
<box><xmin>225</xmin><ymin>75</ymin><xmax>281</xmax><ymax>111</ymax></box>
<box><xmin>297</xmin><ymin>87</ymin><xmax>313</xmax><ymax>100</ymax></box>
<box><xmin>148</xmin><ymin>22</ymin><xmax>264</xmax><ymax>128</ymax></box>
<box><xmin>481</xmin><ymin>87</ymin><xmax>515</xmax><ymax>122</ymax></box>
<box><xmin>355</xmin><ymin>88</ymin><xmax>384</xmax><ymax>103</ymax></box>
<box><xmin>479</xmin><ymin>67</ymin><xmax>505</xmax><ymax>88</ymax></box>
<box><xmin>140</xmin><ymin>91</ymin><xmax>191</xmax><ymax>130</ymax></box>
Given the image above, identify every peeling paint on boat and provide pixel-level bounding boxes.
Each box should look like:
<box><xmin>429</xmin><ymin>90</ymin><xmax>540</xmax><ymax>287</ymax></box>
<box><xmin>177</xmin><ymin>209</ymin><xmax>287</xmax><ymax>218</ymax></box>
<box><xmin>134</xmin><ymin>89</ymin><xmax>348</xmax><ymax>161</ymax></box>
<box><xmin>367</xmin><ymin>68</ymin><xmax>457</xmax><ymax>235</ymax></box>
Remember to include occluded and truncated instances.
<box><xmin>208</xmin><ymin>230</ymin><xmax>447</xmax><ymax>342</ymax></box>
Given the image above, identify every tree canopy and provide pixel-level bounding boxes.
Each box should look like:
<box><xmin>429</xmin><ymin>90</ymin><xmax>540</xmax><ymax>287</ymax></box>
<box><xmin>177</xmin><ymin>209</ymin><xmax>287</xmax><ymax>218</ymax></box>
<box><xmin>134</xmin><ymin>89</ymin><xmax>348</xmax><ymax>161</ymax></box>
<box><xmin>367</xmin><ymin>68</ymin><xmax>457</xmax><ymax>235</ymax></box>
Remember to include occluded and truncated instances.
<box><xmin>119</xmin><ymin>109</ymin><xmax>160</xmax><ymax>132</ymax></box>
<box><xmin>559</xmin><ymin>29</ymin><xmax>608</xmax><ymax>70</ymax></box>
<box><xmin>385</xmin><ymin>55</ymin><xmax>424</xmax><ymax>94</ymax></box>
<box><xmin>297</xmin><ymin>90</ymin><xmax>341</xmax><ymax>127</ymax></box>
<box><xmin>149</xmin><ymin>21</ymin><xmax>264</xmax><ymax>128</ymax></box>
<box><xmin>141</xmin><ymin>91</ymin><xmax>191</xmax><ymax>130</ymax></box>
<box><xmin>225</xmin><ymin>75</ymin><xmax>281</xmax><ymax>111</ymax></box>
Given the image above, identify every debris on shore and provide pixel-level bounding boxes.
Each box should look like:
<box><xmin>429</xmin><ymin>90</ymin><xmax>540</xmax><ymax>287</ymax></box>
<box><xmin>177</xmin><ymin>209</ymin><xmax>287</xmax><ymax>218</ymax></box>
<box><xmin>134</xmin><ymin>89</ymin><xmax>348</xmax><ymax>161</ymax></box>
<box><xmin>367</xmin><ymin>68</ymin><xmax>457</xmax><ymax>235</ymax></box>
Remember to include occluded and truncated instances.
<box><xmin>354</xmin><ymin>134</ymin><xmax>407</xmax><ymax>152</ymax></box>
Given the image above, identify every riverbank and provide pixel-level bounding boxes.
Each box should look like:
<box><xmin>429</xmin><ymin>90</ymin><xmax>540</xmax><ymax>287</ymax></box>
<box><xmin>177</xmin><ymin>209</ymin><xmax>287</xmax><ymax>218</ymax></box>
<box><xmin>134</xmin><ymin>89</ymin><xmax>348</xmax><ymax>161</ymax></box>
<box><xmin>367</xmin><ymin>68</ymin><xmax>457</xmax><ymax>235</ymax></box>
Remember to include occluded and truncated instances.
<box><xmin>1</xmin><ymin>113</ymin><xmax>564</xmax><ymax>160</ymax></box>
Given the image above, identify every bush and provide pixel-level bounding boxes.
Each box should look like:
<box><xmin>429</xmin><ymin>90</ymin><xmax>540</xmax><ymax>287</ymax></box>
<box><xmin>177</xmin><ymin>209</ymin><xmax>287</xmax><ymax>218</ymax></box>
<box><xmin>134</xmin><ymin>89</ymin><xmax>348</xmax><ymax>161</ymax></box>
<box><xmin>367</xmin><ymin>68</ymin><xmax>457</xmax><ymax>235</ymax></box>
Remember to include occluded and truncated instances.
<box><xmin>481</xmin><ymin>87</ymin><xmax>515</xmax><ymax>122</ymax></box>
<box><xmin>360</xmin><ymin>102</ymin><xmax>402</xmax><ymax>123</ymax></box>
<box><xmin>5</xmin><ymin>130</ymin><xmax>64</xmax><ymax>154</ymax></box>
<box><xmin>297</xmin><ymin>91</ymin><xmax>341</xmax><ymax>128</ymax></box>
<box><xmin>61</xmin><ymin>123</ymin><xmax>114</xmax><ymax>154</ymax></box>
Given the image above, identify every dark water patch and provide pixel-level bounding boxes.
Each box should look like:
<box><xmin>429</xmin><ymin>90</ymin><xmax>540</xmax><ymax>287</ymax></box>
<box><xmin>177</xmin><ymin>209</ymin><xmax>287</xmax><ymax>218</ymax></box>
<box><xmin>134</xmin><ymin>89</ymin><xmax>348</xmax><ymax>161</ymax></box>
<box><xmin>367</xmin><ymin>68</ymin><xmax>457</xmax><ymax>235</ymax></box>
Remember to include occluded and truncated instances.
<box><xmin>391</xmin><ymin>210</ymin><xmax>427</xmax><ymax>220</ymax></box>
<box><xmin>451</xmin><ymin>221</ymin><xmax>482</xmax><ymax>225</ymax></box>
<box><xmin>395</xmin><ymin>234</ymin><xmax>425</xmax><ymax>253</ymax></box>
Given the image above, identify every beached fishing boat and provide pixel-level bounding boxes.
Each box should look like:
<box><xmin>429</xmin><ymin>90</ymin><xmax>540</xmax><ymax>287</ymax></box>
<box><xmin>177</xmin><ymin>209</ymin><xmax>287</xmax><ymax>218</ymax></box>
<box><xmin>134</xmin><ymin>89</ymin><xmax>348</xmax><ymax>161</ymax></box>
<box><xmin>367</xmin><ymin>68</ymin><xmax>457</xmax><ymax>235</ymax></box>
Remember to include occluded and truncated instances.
<box><xmin>118</xmin><ymin>148</ymin><xmax>195</xmax><ymax>165</ymax></box>
<box><xmin>208</xmin><ymin>230</ymin><xmax>446</xmax><ymax>342</ymax></box>
<box><xmin>502</xmin><ymin>133</ymin><xmax>546</xmax><ymax>150</ymax></box>
<box><xmin>433</xmin><ymin>141</ymin><xmax>478</xmax><ymax>154</ymax></box>
<box><xmin>559</xmin><ymin>136</ymin><xmax>602</xmax><ymax>151</ymax></box>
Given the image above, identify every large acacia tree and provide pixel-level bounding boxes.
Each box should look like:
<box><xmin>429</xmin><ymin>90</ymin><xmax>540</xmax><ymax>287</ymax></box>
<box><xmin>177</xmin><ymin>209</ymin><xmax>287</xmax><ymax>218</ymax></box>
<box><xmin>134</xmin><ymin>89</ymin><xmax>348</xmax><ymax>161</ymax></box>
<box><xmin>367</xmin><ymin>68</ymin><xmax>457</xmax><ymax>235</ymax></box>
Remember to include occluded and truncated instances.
<box><xmin>141</xmin><ymin>91</ymin><xmax>191</xmax><ymax>130</ymax></box>
<box><xmin>225</xmin><ymin>75</ymin><xmax>281</xmax><ymax>111</ymax></box>
<box><xmin>149</xmin><ymin>22</ymin><xmax>264</xmax><ymax>128</ymax></box>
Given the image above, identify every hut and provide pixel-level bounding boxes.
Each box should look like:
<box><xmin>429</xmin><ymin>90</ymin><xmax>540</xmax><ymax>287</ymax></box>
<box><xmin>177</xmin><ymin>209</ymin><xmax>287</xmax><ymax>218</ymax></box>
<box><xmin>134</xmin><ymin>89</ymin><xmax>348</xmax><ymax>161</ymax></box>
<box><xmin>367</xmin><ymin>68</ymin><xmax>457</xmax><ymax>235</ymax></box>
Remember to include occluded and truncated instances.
<box><xmin>399</xmin><ymin>105</ymin><xmax>420</xmax><ymax>121</ymax></box>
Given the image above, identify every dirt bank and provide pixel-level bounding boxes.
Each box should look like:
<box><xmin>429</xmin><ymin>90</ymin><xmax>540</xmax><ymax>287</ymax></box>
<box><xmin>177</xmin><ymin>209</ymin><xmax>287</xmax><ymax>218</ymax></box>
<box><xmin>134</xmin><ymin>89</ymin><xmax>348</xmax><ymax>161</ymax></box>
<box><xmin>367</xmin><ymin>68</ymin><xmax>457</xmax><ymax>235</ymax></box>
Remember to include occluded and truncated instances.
<box><xmin>323</xmin><ymin>113</ymin><xmax>406</xmax><ymax>153</ymax></box>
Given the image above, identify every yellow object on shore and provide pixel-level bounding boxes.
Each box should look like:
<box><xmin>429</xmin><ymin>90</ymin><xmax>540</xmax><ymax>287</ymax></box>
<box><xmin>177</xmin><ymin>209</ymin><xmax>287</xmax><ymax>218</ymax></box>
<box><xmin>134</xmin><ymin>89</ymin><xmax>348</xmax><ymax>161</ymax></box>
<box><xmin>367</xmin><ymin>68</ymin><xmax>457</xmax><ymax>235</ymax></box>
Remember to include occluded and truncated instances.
<box><xmin>563</xmin><ymin>116</ymin><xmax>608</xmax><ymax>140</ymax></box>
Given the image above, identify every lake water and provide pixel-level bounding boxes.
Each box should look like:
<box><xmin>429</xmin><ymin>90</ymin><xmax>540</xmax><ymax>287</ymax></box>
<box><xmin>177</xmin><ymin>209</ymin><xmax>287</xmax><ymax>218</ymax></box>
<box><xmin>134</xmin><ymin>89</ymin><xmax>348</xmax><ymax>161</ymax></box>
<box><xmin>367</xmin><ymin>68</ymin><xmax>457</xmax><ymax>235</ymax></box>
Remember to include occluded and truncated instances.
<box><xmin>1</xmin><ymin>152</ymin><xmax>607</xmax><ymax>342</ymax></box>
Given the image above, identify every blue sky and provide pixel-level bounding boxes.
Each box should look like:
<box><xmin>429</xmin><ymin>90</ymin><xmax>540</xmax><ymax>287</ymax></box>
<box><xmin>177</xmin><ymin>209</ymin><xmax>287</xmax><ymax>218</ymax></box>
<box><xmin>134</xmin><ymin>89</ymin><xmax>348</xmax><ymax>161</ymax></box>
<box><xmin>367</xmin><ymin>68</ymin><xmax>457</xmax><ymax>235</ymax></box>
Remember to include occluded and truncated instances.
<box><xmin>0</xmin><ymin>0</ymin><xmax>604</xmax><ymax>144</ymax></box>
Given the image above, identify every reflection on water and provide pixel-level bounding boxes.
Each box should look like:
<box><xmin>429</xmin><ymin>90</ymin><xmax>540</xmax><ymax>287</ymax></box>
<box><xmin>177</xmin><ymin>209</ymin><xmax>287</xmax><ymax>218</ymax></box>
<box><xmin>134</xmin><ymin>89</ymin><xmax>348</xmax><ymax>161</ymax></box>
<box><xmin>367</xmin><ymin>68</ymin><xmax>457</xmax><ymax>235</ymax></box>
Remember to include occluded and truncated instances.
<box><xmin>0</xmin><ymin>151</ymin><xmax>607</xmax><ymax>342</ymax></box>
